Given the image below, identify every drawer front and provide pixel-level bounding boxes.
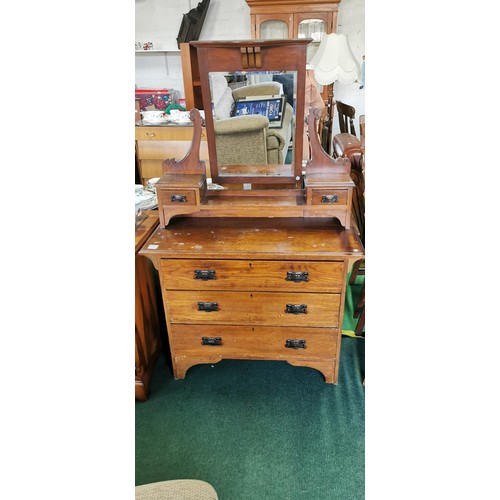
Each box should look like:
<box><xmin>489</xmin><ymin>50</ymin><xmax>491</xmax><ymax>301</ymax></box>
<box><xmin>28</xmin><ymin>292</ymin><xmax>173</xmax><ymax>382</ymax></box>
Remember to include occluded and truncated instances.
<box><xmin>164</xmin><ymin>291</ymin><xmax>341</xmax><ymax>327</ymax></box>
<box><xmin>169</xmin><ymin>324</ymin><xmax>338</xmax><ymax>359</ymax></box>
<box><xmin>158</xmin><ymin>188</ymin><xmax>198</xmax><ymax>206</ymax></box>
<box><xmin>310</xmin><ymin>189</ymin><xmax>348</xmax><ymax>206</ymax></box>
<box><xmin>161</xmin><ymin>259</ymin><xmax>344</xmax><ymax>292</ymax></box>
<box><xmin>137</xmin><ymin>140</ymin><xmax>208</xmax><ymax>160</ymax></box>
<box><xmin>135</xmin><ymin>126</ymin><xmax>205</xmax><ymax>141</ymax></box>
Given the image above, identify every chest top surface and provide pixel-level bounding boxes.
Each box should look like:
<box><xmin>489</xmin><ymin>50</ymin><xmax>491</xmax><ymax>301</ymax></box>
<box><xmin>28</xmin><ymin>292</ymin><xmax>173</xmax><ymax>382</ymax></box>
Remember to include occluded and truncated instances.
<box><xmin>135</xmin><ymin>211</ymin><xmax>160</xmax><ymax>253</ymax></box>
<box><xmin>139</xmin><ymin>217</ymin><xmax>363</xmax><ymax>261</ymax></box>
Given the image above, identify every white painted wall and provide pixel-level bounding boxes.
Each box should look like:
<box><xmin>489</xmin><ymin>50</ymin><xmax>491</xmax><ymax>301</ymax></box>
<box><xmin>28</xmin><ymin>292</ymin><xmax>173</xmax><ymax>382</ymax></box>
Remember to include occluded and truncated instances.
<box><xmin>135</xmin><ymin>0</ymin><xmax>252</xmax><ymax>92</ymax></box>
<box><xmin>135</xmin><ymin>0</ymin><xmax>364</xmax><ymax>132</ymax></box>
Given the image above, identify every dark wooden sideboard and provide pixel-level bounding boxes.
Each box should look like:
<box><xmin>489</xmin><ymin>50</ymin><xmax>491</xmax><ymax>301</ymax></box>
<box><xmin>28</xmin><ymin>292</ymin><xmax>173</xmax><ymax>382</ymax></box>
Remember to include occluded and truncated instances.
<box><xmin>135</xmin><ymin>211</ymin><xmax>163</xmax><ymax>400</ymax></box>
<box><xmin>140</xmin><ymin>216</ymin><xmax>363</xmax><ymax>384</ymax></box>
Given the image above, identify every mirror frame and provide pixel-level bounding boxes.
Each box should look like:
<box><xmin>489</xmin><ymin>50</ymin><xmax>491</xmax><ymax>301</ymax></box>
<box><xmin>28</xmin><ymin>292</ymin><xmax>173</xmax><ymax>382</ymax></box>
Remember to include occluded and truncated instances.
<box><xmin>191</xmin><ymin>39</ymin><xmax>311</xmax><ymax>188</ymax></box>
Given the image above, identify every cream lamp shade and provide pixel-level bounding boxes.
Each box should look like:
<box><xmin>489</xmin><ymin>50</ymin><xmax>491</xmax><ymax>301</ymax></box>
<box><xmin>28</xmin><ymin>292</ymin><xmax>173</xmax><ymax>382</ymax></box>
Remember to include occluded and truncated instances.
<box><xmin>309</xmin><ymin>33</ymin><xmax>361</xmax><ymax>85</ymax></box>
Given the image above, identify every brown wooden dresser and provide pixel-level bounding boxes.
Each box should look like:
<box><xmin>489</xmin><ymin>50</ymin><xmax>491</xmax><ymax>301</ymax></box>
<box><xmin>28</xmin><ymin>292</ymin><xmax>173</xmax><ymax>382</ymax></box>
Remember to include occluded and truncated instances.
<box><xmin>135</xmin><ymin>211</ymin><xmax>162</xmax><ymax>400</ymax></box>
<box><xmin>139</xmin><ymin>216</ymin><xmax>363</xmax><ymax>384</ymax></box>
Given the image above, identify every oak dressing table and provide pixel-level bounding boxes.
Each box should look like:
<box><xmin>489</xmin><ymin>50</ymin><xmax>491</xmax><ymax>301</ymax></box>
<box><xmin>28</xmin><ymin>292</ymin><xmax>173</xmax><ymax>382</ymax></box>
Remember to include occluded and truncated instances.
<box><xmin>139</xmin><ymin>39</ymin><xmax>364</xmax><ymax>383</ymax></box>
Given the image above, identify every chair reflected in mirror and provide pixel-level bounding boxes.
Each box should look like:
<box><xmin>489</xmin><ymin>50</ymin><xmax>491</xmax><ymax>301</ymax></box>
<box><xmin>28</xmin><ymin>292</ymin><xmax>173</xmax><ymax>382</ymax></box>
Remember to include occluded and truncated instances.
<box><xmin>210</xmin><ymin>76</ymin><xmax>294</xmax><ymax>166</ymax></box>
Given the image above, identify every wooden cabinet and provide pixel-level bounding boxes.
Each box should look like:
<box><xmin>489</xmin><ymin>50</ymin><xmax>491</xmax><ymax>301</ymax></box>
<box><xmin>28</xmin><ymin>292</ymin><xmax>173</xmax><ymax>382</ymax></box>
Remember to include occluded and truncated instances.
<box><xmin>139</xmin><ymin>217</ymin><xmax>363</xmax><ymax>384</ymax></box>
<box><xmin>135</xmin><ymin>125</ymin><xmax>210</xmax><ymax>184</ymax></box>
<box><xmin>246</xmin><ymin>0</ymin><xmax>340</xmax><ymax>38</ymax></box>
<box><xmin>245</xmin><ymin>0</ymin><xmax>341</xmax><ymax>100</ymax></box>
<box><xmin>180</xmin><ymin>43</ymin><xmax>203</xmax><ymax>111</ymax></box>
<box><xmin>135</xmin><ymin>211</ymin><xmax>162</xmax><ymax>400</ymax></box>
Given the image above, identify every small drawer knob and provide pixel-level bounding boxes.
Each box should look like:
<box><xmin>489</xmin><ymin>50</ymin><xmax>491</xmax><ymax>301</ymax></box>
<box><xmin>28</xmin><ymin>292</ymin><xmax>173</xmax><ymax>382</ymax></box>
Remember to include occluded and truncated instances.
<box><xmin>285</xmin><ymin>304</ymin><xmax>308</xmax><ymax>314</ymax></box>
<box><xmin>285</xmin><ymin>271</ymin><xmax>309</xmax><ymax>282</ymax></box>
<box><xmin>201</xmin><ymin>336</ymin><xmax>222</xmax><ymax>346</ymax></box>
<box><xmin>197</xmin><ymin>301</ymin><xmax>219</xmax><ymax>312</ymax></box>
<box><xmin>285</xmin><ymin>339</ymin><xmax>306</xmax><ymax>349</ymax></box>
<box><xmin>170</xmin><ymin>194</ymin><xmax>187</xmax><ymax>203</ymax></box>
<box><xmin>321</xmin><ymin>194</ymin><xmax>338</xmax><ymax>203</ymax></box>
<box><xmin>194</xmin><ymin>270</ymin><xmax>216</xmax><ymax>280</ymax></box>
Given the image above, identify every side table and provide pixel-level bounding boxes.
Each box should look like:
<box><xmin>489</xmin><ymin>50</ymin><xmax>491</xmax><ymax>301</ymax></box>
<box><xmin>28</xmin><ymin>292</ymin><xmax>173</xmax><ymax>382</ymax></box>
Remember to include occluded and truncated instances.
<box><xmin>135</xmin><ymin>211</ymin><xmax>162</xmax><ymax>400</ymax></box>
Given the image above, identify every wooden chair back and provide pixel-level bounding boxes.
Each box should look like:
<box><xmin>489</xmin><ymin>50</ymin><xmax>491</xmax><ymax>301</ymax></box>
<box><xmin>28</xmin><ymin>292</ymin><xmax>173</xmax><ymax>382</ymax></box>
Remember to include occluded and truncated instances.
<box><xmin>335</xmin><ymin>100</ymin><xmax>357</xmax><ymax>136</ymax></box>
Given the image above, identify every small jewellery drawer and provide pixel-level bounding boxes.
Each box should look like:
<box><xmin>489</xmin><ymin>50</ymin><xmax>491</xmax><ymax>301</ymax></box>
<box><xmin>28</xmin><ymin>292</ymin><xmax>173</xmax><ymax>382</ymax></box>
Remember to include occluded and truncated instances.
<box><xmin>164</xmin><ymin>291</ymin><xmax>341</xmax><ymax>327</ymax></box>
<box><xmin>161</xmin><ymin>259</ymin><xmax>344</xmax><ymax>292</ymax></box>
<box><xmin>157</xmin><ymin>188</ymin><xmax>199</xmax><ymax>206</ymax></box>
<box><xmin>310</xmin><ymin>189</ymin><xmax>348</xmax><ymax>205</ymax></box>
<box><xmin>169</xmin><ymin>325</ymin><xmax>339</xmax><ymax>359</ymax></box>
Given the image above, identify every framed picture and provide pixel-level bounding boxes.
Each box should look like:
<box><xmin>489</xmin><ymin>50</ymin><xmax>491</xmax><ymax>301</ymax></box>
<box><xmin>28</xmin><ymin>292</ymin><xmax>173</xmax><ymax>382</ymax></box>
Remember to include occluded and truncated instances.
<box><xmin>232</xmin><ymin>95</ymin><xmax>286</xmax><ymax>128</ymax></box>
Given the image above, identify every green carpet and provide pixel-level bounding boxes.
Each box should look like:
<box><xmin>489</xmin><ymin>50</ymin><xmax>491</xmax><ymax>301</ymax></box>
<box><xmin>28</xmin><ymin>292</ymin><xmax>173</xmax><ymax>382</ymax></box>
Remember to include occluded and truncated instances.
<box><xmin>136</xmin><ymin>277</ymin><xmax>365</xmax><ymax>500</ymax></box>
<box><xmin>342</xmin><ymin>270</ymin><xmax>364</xmax><ymax>336</ymax></box>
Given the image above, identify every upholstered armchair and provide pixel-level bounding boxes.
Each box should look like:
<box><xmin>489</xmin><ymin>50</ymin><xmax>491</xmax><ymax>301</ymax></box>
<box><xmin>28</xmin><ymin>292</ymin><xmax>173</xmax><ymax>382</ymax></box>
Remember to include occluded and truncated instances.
<box><xmin>211</xmin><ymin>80</ymin><xmax>294</xmax><ymax>165</ymax></box>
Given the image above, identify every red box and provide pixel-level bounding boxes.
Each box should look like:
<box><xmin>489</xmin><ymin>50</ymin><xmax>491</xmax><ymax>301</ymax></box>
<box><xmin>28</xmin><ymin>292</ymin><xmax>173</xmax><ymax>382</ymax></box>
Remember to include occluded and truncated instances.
<box><xmin>135</xmin><ymin>89</ymin><xmax>171</xmax><ymax>111</ymax></box>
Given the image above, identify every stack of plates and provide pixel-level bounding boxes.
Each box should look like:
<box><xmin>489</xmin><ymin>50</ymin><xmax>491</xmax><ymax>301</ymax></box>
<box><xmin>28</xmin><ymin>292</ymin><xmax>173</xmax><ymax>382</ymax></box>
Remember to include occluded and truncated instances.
<box><xmin>141</xmin><ymin>110</ymin><xmax>168</xmax><ymax>125</ymax></box>
<box><xmin>142</xmin><ymin>118</ymin><xmax>169</xmax><ymax>125</ymax></box>
<box><xmin>135</xmin><ymin>183</ymin><xmax>158</xmax><ymax>211</ymax></box>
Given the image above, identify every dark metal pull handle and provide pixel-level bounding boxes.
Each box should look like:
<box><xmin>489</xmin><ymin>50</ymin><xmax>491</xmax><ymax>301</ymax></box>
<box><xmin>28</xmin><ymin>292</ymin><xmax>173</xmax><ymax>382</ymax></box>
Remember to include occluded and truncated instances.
<box><xmin>201</xmin><ymin>336</ymin><xmax>222</xmax><ymax>346</ymax></box>
<box><xmin>198</xmin><ymin>301</ymin><xmax>219</xmax><ymax>312</ymax></box>
<box><xmin>285</xmin><ymin>339</ymin><xmax>306</xmax><ymax>349</ymax></box>
<box><xmin>321</xmin><ymin>194</ymin><xmax>338</xmax><ymax>203</ymax></box>
<box><xmin>170</xmin><ymin>194</ymin><xmax>187</xmax><ymax>202</ymax></box>
<box><xmin>286</xmin><ymin>271</ymin><xmax>309</xmax><ymax>282</ymax></box>
<box><xmin>285</xmin><ymin>304</ymin><xmax>308</xmax><ymax>314</ymax></box>
<box><xmin>194</xmin><ymin>270</ymin><xmax>216</xmax><ymax>280</ymax></box>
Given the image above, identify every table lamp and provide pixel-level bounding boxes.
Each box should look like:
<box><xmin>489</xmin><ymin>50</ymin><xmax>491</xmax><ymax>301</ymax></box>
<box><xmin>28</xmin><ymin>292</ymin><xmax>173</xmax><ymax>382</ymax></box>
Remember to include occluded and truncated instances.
<box><xmin>308</xmin><ymin>33</ymin><xmax>361</xmax><ymax>155</ymax></box>
<box><xmin>309</xmin><ymin>33</ymin><xmax>361</xmax><ymax>85</ymax></box>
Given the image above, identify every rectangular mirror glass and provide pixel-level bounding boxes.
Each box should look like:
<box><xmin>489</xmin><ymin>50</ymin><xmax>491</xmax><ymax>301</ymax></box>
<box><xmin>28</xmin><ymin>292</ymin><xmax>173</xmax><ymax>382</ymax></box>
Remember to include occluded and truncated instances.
<box><xmin>209</xmin><ymin>70</ymin><xmax>297</xmax><ymax>180</ymax></box>
<box><xmin>191</xmin><ymin>39</ymin><xmax>310</xmax><ymax>188</ymax></box>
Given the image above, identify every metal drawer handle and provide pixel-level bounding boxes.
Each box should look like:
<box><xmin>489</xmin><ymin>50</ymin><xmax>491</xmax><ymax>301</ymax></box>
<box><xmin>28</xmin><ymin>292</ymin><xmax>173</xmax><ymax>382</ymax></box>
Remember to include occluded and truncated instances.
<box><xmin>285</xmin><ymin>304</ymin><xmax>308</xmax><ymax>314</ymax></box>
<box><xmin>321</xmin><ymin>194</ymin><xmax>338</xmax><ymax>203</ymax></box>
<box><xmin>194</xmin><ymin>270</ymin><xmax>216</xmax><ymax>280</ymax></box>
<box><xmin>198</xmin><ymin>301</ymin><xmax>219</xmax><ymax>312</ymax></box>
<box><xmin>170</xmin><ymin>194</ymin><xmax>187</xmax><ymax>203</ymax></box>
<box><xmin>201</xmin><ymin>336</ymin><xmax>222</xmax><ymax>346</ymax></box>
<box><xmin>285</xmin><ymin>271</ymin><xmax>309</xmax><ymax>282</ymax></box>
<box><xmin>145</xmin><ymin>132</ymin><xmax>155</xmax><ymax>137</ymax></box>
<box><xmin>285</xmin><ymin>339</ymin><xmax>306</xmax><ymax>349</ymax></box>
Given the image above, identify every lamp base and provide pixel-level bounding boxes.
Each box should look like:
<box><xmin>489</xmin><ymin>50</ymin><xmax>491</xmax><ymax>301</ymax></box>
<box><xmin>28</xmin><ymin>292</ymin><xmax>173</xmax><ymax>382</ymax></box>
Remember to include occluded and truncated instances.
<box><xmin>321</xmin><ymin>90</ymin><xmax>335</xmax><ymax>157</ymax></box>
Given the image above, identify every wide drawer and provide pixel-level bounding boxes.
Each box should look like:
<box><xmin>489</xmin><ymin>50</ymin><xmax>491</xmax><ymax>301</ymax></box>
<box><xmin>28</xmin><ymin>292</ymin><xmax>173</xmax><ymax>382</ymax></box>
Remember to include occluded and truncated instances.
<box><xmin>161</xmin><ymin>259</ymin><xmax>344</xmax><ymax>292</ymax></box>
<box><xmin>169</xmin><ymin>324</ymin><xmax>338</xmax><ymax>359</ymax></box>
<box><xmin>164</xmin><ymin>290</ymin><xmax>341</xmax><ymax>327</ymax></box>
<box><xmin>136</xmin><ymin>140</ymin><xmax>208</xmax><ymax>160</ymax></box>
<box><xmin>135</xmin><ymin>126</ymin><xmax>205</xmax><ymax>141</ymax></box>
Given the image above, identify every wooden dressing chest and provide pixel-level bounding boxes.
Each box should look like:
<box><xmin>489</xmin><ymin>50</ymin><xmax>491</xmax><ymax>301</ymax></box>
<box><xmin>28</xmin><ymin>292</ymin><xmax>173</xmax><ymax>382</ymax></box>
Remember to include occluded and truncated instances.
<box><xmin>138</xmin><ymin>39</ymin><xmax>364</xmax><ymax>385</ymax></box>
<box><xmin>139</xmin><ymin>217</ymin><xmax>363</xmax><ymax>384</ymax></box>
